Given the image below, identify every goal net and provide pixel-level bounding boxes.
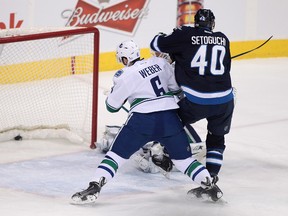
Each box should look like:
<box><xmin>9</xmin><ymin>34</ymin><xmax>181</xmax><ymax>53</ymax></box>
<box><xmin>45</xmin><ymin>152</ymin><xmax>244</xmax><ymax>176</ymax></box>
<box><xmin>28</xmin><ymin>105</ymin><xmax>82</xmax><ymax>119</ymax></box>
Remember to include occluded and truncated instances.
<box><xmin>0</xmin><ymin>27</ymin><xmax>99</xmax><ymax>148</ymax></box>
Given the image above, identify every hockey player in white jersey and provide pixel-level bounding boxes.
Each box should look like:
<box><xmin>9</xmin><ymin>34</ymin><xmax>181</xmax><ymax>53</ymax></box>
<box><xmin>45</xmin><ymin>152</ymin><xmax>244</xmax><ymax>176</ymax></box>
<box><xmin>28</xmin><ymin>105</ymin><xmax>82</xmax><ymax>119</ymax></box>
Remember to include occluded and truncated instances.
<box><xmin>71</xmin><ymin>40</ymin><xmax>223</xmax><ymax>204</ymax></box>
<box><xmin>96</xmin><ymin>50</ymin><xmax>206</xmax><ymax>176</ymax></box>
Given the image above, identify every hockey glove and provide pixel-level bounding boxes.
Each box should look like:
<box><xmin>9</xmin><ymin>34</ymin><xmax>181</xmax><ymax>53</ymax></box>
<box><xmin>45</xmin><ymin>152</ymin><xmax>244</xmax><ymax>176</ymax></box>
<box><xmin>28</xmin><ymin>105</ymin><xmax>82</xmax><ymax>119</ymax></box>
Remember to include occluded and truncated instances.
<box><xmin>151</xmin><ymin>154</ymin><xmax>173</xmax><ymax>172</ymax></box>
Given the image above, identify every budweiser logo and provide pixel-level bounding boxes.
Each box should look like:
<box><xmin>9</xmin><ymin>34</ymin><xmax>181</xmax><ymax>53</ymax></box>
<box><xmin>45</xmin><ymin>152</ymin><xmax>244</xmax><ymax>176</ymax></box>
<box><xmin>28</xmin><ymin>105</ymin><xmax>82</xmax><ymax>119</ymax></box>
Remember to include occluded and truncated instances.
<box><xmin>63</xmin><ymin>0</ymin><xmax>150</xmax><ymax>35</ymax></box>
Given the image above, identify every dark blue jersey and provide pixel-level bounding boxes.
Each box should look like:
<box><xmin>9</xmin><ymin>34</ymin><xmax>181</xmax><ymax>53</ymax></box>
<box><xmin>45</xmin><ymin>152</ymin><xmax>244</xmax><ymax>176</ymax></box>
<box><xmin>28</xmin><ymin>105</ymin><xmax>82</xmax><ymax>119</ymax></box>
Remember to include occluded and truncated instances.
<box><xmin>150</xmin><ymin>26</ymin><xmax>233</xmax><ymax>105</ymax></box>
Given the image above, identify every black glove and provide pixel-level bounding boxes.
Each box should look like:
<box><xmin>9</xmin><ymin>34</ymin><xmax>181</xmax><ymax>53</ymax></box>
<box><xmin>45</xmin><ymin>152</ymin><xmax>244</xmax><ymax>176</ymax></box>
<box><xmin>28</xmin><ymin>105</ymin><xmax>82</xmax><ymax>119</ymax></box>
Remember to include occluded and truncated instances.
<box><xmin>151</xmin><ymin>154</ymin><xmax>173</xmax><ymax>172</ymax></box>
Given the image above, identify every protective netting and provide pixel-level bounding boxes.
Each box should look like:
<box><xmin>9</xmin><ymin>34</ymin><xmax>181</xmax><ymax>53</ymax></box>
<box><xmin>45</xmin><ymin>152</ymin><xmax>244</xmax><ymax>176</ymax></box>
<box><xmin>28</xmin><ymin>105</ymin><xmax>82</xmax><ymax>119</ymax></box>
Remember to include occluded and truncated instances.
<box><xmin>0</xmin><ymin>27</ymin><xmax>99</xmax><ymax>145</ymax></box>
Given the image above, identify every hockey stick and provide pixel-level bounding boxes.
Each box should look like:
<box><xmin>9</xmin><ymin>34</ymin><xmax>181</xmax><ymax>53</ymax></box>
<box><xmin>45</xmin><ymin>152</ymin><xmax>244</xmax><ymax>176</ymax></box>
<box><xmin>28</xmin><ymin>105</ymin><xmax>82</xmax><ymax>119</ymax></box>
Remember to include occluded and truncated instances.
<box><xmin>121</xmin><ymin>105</ymin><xmax>129</xmax><ymax>113</ymax></box>
<box><xmin>231</xmin><ymin>35</ymin><xmax>273</xmax><ymax>59</ymax></box>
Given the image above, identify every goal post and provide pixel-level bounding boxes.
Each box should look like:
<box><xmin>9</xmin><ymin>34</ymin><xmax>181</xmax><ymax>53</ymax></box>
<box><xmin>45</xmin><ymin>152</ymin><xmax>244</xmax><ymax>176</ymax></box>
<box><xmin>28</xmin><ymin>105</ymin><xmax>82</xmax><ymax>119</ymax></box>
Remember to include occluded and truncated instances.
<box><xmin>0</xmin><ymin>27</ymin><xmax>100</xmax><ymax>149</ymax></box>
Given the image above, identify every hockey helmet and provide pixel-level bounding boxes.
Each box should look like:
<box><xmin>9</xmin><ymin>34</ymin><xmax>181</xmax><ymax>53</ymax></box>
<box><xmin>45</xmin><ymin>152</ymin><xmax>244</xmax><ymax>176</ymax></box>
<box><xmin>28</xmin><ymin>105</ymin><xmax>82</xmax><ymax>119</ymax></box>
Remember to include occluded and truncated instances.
<box><xmin>116</xmin><ymin>40</ymin><xmax>140</xmax><ymax>66</ymax></box>
<box><xmin>194</xmin><ymin>9</ymin><xmax>215</xmax><ymax>30</ymax></box>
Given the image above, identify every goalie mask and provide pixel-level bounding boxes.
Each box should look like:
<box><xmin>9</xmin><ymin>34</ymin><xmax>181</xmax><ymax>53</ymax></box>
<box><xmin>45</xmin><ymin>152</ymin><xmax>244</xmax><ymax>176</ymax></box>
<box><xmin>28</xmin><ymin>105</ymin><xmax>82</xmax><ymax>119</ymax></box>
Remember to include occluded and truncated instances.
<box><xmin>194</xmin><ymin>9</ymin><xmax>215</xmax><ymax>30</ymax></box>
<box><xmin>116</xmin><ymin>40</ymin><xmax>140</xmax><ymax>66</ymax></box>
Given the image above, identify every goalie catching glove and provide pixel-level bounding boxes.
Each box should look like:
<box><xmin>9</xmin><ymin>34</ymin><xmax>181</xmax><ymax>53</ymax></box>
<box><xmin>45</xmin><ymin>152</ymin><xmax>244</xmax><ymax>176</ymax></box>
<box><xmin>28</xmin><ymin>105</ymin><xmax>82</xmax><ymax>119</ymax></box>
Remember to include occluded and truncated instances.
<box><xmin>150</xmin><ymin>142</ymin><xmax>173</xmax><ymax>172</ymax></box>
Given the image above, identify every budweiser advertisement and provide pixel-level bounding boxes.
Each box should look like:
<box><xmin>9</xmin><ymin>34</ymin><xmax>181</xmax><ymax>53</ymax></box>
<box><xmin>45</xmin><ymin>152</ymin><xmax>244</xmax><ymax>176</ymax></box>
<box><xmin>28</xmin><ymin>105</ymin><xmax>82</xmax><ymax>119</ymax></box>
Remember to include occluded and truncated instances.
<box><xmin>65</xmin><ymin>0</ymin><xmax>150</xmax><ymax>35</ymax></box>
<box><xmin>177</xmin><ymin>0</ymin><xmax>203</xmax><ymax>27</ymax></box>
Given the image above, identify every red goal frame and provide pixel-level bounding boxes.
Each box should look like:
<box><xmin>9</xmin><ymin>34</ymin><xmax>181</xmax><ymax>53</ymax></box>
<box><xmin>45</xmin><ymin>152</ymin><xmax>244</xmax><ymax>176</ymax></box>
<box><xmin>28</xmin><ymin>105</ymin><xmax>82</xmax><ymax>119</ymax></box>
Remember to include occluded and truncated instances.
<box><xmin>0</xmin><ymin>27</ymin><xmax>100</xmax><ymax>149</ymax></box>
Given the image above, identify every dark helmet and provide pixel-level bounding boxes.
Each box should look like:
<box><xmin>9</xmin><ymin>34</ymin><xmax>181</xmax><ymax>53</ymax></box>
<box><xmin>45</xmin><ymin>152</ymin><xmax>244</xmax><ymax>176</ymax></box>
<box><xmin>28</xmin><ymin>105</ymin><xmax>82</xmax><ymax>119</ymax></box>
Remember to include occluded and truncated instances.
<box><xmin>194</xmin><ymin>9</ymin><xmax>215</xmax><ymax>30</ymax></box>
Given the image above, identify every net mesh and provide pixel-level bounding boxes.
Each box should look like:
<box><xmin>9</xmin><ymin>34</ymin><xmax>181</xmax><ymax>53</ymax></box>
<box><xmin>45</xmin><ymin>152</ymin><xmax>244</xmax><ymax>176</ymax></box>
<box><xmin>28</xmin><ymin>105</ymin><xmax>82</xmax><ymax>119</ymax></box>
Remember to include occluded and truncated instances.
<box><xmin>0</xmin><ymin>27</ymin><xmax>98</xmax><ymax>145</ymax></box>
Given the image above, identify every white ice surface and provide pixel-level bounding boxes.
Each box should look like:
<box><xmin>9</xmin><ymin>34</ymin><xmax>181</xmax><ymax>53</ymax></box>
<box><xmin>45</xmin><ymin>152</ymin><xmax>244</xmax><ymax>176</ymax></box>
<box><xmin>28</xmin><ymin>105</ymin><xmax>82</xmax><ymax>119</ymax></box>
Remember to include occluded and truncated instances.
<box><xmin>0</xmin><ymin>58</ymin><xmax>288</xmax><ymax>216</ymax></box>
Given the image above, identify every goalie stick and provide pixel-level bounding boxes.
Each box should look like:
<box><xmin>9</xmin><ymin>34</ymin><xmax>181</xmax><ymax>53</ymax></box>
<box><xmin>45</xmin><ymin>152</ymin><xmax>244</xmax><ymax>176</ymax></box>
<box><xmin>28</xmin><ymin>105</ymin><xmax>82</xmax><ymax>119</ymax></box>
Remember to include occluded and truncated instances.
<box><xmin>231</xmin><ymin>35</ymin><xmax>273</xmax><ymax>59</ymax></box>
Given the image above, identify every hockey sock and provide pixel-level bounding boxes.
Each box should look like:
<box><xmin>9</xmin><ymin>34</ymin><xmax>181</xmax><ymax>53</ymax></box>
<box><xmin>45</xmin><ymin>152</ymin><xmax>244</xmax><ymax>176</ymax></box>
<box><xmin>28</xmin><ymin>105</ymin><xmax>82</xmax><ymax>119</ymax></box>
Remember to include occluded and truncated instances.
<box><xmin>172</xmin><ymin>158</ymin><xmax>211</xmax><ymax>186</ymax></box>
<box><xmin>93</xmin><ymin>151</ymin><xmax>127</xmax><ymax>183</ymax></box>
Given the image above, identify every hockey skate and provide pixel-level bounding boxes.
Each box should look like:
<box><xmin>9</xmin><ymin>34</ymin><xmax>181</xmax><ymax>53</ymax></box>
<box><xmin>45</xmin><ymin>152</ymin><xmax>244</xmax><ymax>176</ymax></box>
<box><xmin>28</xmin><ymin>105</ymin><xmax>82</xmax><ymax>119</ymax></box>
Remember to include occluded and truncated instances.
<box><xmin>187</xmin><ymin>176</ymin><xmax>223</xmax><ymax>202</ymax></box>
<box><xmin>71</xmin><ymin>177</ymin><xmax>106</xmax><ymax>205</ymax></box>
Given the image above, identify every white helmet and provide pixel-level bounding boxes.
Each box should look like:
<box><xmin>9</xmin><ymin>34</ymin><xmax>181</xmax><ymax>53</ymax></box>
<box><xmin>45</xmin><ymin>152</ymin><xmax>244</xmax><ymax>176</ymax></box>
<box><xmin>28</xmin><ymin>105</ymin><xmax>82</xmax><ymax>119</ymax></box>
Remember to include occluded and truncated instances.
<box><xmin>116</xmin><ymin>40</ymin><xmax>140</xmax><ymax>66</ymax></box>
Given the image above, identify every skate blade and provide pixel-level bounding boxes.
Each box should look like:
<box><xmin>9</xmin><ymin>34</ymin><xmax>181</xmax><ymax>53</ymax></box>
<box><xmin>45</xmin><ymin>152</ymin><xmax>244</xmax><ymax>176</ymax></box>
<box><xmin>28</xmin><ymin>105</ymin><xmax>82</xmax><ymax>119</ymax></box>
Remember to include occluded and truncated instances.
<box><xmin>70</xmin><ymin>194</ymin><xmax>98</xmax><ymax>205</ymax></box>
<box><xmin>186</xmin><ymin>193</ymin><xmax>228</xmax><ymax>204</ymax></box>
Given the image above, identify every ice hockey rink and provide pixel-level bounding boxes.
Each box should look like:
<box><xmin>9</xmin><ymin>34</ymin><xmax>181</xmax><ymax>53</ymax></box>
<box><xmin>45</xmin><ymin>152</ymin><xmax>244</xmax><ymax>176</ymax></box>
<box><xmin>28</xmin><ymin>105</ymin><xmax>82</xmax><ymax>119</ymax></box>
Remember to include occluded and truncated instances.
<box><xmin>0</xmin><ymin>58</ymin><xmax>287</xmax><ymax>216</ymax></box>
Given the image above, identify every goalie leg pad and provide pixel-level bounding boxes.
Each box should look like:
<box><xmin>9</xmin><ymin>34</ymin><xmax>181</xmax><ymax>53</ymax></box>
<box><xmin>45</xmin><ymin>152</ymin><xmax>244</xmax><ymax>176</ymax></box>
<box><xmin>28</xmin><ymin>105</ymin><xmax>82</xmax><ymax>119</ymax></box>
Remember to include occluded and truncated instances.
<box><xmin>97</xmin><ymin>125</ymin><xmax>121</xmax><ymax>153</ymax></box>
<box><xmin>130</xmin><ymin>153</ymin><xmax>159</xmax><ymax>173</ymax></box>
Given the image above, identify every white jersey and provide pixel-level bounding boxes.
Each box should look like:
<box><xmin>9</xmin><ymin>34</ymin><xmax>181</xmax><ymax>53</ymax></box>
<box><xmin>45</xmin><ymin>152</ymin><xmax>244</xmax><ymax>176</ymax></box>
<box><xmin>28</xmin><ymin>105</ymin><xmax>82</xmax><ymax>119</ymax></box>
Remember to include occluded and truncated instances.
<box><xmin>106</xmin><ymin>56</ymin><xmax>180</xmax><ymax>114</ymax></box>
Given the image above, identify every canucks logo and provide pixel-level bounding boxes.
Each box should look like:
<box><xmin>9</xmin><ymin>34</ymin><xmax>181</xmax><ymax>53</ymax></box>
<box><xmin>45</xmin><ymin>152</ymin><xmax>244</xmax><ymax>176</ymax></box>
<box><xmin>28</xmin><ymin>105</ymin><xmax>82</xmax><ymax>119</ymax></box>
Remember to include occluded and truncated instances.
<box><xmin>114</xmin><ymin>69</ymin><xmax>123</xmax><ymax>77</ymax></box>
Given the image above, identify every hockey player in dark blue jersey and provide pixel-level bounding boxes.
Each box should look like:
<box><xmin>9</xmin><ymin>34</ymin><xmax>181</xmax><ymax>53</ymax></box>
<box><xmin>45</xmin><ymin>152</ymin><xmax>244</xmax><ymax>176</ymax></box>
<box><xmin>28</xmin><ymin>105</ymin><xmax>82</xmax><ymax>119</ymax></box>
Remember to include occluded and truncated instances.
<box><xmin>150</xmin><ymin>9</ymin><xmax>235</xmax><ymax>199</ymax></box>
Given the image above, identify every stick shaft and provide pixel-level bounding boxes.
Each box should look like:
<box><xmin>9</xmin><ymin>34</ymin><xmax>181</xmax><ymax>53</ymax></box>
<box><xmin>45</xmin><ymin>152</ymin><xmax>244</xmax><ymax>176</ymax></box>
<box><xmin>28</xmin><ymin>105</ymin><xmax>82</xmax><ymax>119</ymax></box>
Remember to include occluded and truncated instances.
<box><xmin>121</xmin><ymin>106</ymin><xmax>129</xmax><ymax>113</ymax></box>
<box><xmin>231</xmin><ymin>35</ymin><xmax>273</xmax><ymax>59</ymax></box>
